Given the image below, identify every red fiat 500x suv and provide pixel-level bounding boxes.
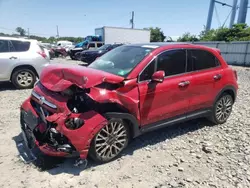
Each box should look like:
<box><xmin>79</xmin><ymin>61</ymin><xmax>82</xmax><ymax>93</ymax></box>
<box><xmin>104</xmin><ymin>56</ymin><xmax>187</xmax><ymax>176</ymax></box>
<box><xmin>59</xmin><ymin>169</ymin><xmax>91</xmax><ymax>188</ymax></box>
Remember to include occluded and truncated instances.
<box><xmin>20</xmin><ymin>43</ymin><xmax>238</xmax><ymax>163</ymax></box>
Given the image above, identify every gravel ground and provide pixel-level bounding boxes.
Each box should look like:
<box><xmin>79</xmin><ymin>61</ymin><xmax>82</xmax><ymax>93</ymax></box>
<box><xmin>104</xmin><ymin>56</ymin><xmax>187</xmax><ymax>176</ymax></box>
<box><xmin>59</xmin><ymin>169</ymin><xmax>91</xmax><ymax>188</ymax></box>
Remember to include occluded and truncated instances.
<box><xmin>0</xmin><ymin>58</ymin><xmax>250</xmax><ymax>188</ymax></box>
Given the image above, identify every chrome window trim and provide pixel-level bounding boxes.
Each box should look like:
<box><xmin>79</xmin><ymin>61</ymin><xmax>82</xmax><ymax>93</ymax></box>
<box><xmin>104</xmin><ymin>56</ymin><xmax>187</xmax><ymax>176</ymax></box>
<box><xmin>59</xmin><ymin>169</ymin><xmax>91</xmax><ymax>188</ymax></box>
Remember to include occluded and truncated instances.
<box><xmin>31</xmin><ymin>91</ymin><xmax>57</xmax><ymax>109</ymax></box>
<box><xmin>138</xmin><ymin>48</ymin><xmax>222</xmax><ymax>84</ymax></box>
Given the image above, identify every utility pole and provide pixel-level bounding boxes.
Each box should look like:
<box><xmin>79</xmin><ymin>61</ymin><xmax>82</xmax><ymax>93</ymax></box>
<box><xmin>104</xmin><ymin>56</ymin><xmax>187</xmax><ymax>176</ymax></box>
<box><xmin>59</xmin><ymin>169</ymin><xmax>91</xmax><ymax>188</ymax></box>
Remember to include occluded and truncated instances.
<box><xmin>130</xmin><ymin>11</ymin><xmax>134</xmax><ymax>29</ymax></box>
<box><xmin>56</xmin><ymin>25</ymin><xmax>59</xmax><ymax>38</ymax></box>
<box><xmin>229</xmin><ymin>0</ymin><xmax>238</xmax><ymax>28</ymax></box>
<box><xmin>27</xmin><ymin>28</ymin><xmax>30</xmax><ymax>38</ymax></box>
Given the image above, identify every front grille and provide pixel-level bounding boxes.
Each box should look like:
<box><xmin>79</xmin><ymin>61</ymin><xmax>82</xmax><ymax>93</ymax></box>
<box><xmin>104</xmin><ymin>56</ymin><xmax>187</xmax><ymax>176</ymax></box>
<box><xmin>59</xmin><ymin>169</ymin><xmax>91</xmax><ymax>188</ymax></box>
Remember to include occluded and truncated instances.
<box><xmin>30</xmin><ymin>100</ymin><xmax>53</xmax><ymax>123</ymax></box>
<box><xmin>31</xmin><ymin>91</ymin><xmax>57</xmax><ymax>109</ymax></box>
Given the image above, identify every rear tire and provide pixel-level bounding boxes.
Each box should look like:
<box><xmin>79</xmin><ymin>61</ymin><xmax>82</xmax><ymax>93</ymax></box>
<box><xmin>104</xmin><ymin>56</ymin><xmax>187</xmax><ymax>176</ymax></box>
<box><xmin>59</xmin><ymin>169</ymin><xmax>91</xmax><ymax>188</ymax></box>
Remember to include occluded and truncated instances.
<box><xmin>70</xmin><ymin>55</ymin><xmax>76</xmax><ymax>60</ymax></box>
<box><xmin>11</xmin><ymin>68</ymin><xmax>36</xmax><ymax>89</ymax></box>
<box><xmin>209</xmin><ymin>94</ymin><xmax>233</xmax><ymax>125</ymax></box>
<box><xmin>89</xmin><ymin>118</ymin><xmax>130</xmax><ymax>163</ymax></box>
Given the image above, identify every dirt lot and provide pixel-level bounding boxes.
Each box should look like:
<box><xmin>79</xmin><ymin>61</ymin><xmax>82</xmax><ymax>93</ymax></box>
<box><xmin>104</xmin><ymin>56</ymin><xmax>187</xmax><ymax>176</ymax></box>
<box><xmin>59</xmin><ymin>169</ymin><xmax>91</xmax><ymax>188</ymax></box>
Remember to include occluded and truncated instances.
<box><xmin>0</xmin><ymin>59</ymin><xmax>250</xmax><ymax>188</ymax></box>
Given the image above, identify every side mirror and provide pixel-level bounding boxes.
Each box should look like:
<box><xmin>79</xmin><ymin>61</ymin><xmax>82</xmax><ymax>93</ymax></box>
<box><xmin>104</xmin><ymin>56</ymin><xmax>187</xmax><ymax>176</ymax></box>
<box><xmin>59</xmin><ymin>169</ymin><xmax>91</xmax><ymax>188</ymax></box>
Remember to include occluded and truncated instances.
<box><xmin>151</xmin><ymin>71</ymin><xmax>165</xmax><ymax>83</ymax></box>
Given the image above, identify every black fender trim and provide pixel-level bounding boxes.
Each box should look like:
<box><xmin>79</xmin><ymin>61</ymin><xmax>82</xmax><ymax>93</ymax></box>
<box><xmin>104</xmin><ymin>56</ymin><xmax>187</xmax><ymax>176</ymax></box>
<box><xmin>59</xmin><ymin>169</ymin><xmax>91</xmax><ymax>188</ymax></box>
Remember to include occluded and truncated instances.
<box><xmin>214</xmin><ymin>85</ymin><xmax>237</xmax><ymax>103</ymax></box>
<box><xmin>104</xmin><ymin>112</ymin><xmax>141</xmax><ymax>138</ymax></box>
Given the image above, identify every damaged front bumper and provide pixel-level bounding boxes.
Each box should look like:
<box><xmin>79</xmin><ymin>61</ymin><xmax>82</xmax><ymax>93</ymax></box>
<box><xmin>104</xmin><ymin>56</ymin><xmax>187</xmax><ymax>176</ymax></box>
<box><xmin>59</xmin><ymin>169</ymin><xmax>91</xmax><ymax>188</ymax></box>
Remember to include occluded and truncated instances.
<box><xmin>20</xmin><ymin>90</ymin><xmax>108</xmax><ymax>160</ymax></box>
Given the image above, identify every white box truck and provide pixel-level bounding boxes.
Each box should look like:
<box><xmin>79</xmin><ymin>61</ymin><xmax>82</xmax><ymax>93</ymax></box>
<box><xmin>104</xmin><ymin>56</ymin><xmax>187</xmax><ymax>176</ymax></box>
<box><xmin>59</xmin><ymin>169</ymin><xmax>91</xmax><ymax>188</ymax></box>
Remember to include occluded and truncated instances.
<box><xmin>95</xmin><ymin>26</ymin><xmax>150</xmax><ymax>44</ymax></box>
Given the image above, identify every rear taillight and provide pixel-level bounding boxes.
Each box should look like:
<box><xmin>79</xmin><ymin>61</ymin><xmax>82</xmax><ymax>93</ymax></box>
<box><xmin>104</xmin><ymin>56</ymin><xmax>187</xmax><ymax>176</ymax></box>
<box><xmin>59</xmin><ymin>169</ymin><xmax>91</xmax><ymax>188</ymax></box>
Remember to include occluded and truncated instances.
<box><xmin>233</xmin><ymin>70</ymin><xmax>238</xmax><ymax>80</ymax></box>
<box><xmin>37</xmin><ymin>51</ymin><xmax>47</xmax><ymax>59</ymax></box>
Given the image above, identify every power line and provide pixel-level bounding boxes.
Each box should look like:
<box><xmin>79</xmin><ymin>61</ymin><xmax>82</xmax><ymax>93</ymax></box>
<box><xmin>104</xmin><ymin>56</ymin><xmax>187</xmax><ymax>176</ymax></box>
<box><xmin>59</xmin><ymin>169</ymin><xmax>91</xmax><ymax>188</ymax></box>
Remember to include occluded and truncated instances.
<box><xmin>0</xmin><ymin>26</ymin><xmax>55</xmax><ymax>37</ymax></box>
<box><xmin>29</xmin><ymin>32</ymin><xmax>53</xmax><ymax>37</ymax></box>
<box><xmin>0</xmin><ymin>26</ymin><xmax>15</xmax><ymax>31</ymax></box>
<box><xmin>222</xmin><ymin>9</ymin><xmax>233</xmax><ymax>27</ymax></box>
<box><xmin>215</xmin><ymin>0</ymin><xmax>233</xmax><ymax>8</ymax></box>
<box><xmin>214</xmin><ymin>4</ymin><xmax>222</xmax><ymax>27</ymax></box>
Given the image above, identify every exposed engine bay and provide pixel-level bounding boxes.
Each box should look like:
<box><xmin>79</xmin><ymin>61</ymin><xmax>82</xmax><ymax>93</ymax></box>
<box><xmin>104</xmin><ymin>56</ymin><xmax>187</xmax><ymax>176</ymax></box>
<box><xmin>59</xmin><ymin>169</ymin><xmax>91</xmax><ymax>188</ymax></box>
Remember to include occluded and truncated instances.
<box><xmin>65</xmin><ymin>84</ymin><xmax>128</xmax><ymax>114</ymax></box>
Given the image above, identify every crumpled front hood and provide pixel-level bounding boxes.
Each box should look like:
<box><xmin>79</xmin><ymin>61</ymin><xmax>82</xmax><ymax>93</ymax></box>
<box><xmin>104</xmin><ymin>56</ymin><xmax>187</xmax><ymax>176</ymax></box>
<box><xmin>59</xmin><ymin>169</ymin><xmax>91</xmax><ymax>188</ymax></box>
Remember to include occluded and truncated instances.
<box><xmin>40</xmin><ymin>64</ymin><xmax>124</xmax><ymax>92</ymax></box>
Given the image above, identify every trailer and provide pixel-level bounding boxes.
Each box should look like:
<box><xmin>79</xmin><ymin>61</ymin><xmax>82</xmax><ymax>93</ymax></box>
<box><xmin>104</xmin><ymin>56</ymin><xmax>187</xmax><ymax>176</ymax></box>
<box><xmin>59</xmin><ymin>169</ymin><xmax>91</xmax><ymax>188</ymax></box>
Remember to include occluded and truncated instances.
<box><xmin>95</xmin><ymin>26</ymin><xmax>150</xmax><ymax>44</ymax></box>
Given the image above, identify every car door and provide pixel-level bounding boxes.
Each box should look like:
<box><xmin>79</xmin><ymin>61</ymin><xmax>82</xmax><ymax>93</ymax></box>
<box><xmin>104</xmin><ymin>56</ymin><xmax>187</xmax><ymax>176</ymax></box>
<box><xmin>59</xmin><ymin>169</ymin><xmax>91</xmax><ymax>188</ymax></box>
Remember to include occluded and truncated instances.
<box><xmin>0</xmin><ymin>39</ymin><xmax>19</xmax><ymax>81</ymax></box>
<box><xmin>187</xmin><ymin>49</ymin><xmax>222</xmax><ymax>112</ymax></box>
<box><xmin>138</xmin><ymin>49</ymin><xmax>192</xmax><ymax>126</ymax></box>
<box><xmin>10</xmin><ymin>40</ymin><xmax>35</xmax><ymax>63</ymax></box>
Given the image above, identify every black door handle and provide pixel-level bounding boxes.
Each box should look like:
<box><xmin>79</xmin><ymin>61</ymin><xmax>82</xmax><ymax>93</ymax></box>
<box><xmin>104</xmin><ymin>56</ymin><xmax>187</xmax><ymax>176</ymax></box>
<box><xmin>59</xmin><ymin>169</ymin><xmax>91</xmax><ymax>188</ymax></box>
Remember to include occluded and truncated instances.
<box><xmin>9</xmin><ymin>56</ymin><xmax>17</xmax><ymax>60</ymax></box>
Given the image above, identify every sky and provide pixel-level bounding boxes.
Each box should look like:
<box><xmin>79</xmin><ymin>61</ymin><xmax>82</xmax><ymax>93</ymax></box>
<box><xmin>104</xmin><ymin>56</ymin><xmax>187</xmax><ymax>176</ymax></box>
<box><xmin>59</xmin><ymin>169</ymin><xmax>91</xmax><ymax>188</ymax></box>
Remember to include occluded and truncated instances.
<box><xmin>0</xmin><ymin>0</ymin><xmax>249</xmax><ymax>39</ymax></box>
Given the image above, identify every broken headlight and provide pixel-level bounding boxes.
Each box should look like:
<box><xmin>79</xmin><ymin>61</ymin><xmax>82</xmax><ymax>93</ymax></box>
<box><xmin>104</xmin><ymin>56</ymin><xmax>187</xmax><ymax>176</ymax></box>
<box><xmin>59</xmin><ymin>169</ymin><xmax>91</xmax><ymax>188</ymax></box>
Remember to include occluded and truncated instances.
<box><xmin>65</xmin><ymin>118</ymin><xmax>84</xmax><ymax>130</ymax></box>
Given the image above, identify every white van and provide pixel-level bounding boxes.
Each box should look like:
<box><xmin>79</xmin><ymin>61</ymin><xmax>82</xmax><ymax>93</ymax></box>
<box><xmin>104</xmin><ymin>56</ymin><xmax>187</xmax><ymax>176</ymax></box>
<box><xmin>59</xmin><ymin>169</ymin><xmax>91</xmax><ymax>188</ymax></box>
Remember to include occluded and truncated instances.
<box><xmin>56</xmin><ymin>41</ymin><xmax>73</xmax><ymax>47</ymax></box>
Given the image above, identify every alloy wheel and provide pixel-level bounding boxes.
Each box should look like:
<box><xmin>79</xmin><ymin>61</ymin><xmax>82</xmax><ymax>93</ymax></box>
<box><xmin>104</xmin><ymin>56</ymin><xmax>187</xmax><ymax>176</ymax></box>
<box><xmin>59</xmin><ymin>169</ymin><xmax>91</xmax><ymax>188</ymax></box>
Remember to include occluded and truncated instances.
<box><xmin>95</xmin><ymin>120</ymin><xmax>128</xmax><ymax>160</ymax></box>
<box><xmin>16</xmin><ymin>71</ymin><xmax>34</xmax><ymax>87</ymax></box>
<box><xmin>215</xmin><ymin>95</ymin><xmax>233</xmax><ymax>122</ymax></box>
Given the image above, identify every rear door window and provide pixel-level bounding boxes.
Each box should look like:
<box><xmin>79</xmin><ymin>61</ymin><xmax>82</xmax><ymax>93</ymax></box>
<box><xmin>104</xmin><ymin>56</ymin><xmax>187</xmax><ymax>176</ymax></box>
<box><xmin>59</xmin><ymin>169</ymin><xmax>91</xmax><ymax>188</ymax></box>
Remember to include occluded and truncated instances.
<box><xmin>156</xmin><ymin>50</ymin><xmax>186</xmax><ymax>77</ymax></box>
<box><xmin>10</xmin><ymin>40</ymin><xmax>30</xmax><ymax>52</ymax></box>
<box><xmin>0</xmin><ymin>40</ymin><xmax>9</xmax><ymax>53</ymax></box>
<box><xmin>188</xmin><ymin>49</ymin><xmax>220</xmax><ymax>71</ymax></box>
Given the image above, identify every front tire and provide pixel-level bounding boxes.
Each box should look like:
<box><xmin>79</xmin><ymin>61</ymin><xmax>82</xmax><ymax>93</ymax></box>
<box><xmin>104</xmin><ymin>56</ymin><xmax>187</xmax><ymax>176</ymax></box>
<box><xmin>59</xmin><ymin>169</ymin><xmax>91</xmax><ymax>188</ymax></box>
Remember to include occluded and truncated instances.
<box><xmin>210</xmin><ymin>94</ymin><xmax>234</xmax><ymax>124</ymax></box>
<box><xmin>89</xmin><ymin>118</ymin><xmax>129</xmax><ymax>163</ymax></box>
<box><xmin>11</xmin><ymin>68</ymin><xmax>36</xmax><ymax>89</ymax></box>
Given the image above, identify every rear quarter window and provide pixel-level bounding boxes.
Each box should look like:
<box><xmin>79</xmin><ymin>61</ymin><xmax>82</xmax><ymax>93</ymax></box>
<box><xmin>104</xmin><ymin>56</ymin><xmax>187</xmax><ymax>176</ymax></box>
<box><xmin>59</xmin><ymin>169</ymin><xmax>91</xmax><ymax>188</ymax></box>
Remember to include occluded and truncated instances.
<box><xmin>10</xmin><ymin>40</ymin><xmax>30</xmax><ymax>52</ymax></box>
<box><xmin>189</xmin><ymin>49</ymin><xmax>220</xmax><ymax>71</ymax></box>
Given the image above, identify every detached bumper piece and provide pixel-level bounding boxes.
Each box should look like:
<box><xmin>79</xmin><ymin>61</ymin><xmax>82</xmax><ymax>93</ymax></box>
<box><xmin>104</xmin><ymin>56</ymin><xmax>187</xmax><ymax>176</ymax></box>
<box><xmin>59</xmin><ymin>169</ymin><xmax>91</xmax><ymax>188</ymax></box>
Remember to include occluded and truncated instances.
<box><xmin>20</xmin><ymin>109</ymin><xmax>38</xmax><ymax>149</ymax></box>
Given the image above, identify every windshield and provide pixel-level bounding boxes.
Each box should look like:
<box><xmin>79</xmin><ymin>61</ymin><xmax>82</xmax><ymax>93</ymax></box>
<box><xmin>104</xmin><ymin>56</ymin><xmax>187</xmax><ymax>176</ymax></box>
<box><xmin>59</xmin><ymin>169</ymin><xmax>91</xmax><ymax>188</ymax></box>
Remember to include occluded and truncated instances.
<box><xmin>88</xmin><ymin>46</ymin><xmax>153</xmax><ymax>77</ymax></box>
<box><xmin>97</xmin><ymin>44</ymin><xmax>111</xmax><ymax>50</ymax></box>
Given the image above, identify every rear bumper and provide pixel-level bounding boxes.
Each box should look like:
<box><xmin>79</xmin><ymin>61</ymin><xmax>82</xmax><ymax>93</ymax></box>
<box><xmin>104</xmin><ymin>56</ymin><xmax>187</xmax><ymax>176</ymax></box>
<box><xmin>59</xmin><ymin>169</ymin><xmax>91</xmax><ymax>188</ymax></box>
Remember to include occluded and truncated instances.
<box><xmin>20</xmin><ymin>94</ymin><xmax>108</xmax><ymax>159</ymax></box>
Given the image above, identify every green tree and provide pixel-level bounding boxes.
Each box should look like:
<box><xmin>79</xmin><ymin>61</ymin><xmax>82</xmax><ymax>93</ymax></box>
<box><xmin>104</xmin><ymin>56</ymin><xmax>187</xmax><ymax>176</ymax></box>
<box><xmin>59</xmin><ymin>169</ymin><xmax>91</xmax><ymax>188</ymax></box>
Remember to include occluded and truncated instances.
<box><xmin>199</xmin><ymin>23</ymin><xmax>250</xmax><ymax>42</ymax></box>
<box><xmin>177</xmin><ymin>32</ymin><xmax>198</xmax><ymax>42</ymax></box>
<box><xmin>29</xmin><ymin>35</ymin><xmax>47</xmax><ymax>42</ymax></box>
<box><xmin>145</xmin><ymin>27</ymin><xmax>166</xmax><ymax>42</ymax></box>
<box><xmin>199</xmin><ymin>29</ymin><xmax>216</xmax><ymax>41</ymax></box>
<box><xmin>238</xmin><ymin>27</ymin><xmax>250</xmax><ymax>41</ymax></box>
<box><xmin>15</xmin><ymin>27</ymin><xmax>26</xmax><ymax>36</ymax></box>
<box><xmin>47</xmin><ymin>37</ymin><xmax>57</xmax><ymax>43</ymax></box>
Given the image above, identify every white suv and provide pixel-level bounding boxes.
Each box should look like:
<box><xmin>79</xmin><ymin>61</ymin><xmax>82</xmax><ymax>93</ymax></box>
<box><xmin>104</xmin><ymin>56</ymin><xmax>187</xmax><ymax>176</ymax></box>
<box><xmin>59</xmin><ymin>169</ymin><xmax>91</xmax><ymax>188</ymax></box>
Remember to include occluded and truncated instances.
<box><xmin>0</xmin><ymin>37</ymin><xmax>50</xmax><ymax>89</ymax></box>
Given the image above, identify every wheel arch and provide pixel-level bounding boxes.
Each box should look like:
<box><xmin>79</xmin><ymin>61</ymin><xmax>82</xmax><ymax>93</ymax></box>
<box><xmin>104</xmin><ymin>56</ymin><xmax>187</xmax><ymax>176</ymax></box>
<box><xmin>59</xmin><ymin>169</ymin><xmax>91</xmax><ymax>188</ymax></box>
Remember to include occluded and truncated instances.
<box><xmin>215</xmin><ymin>85</ymin><xmax>237</xmax><ymax>103</ymax></box>
<box><xmin>104</xmin><ymin>112</ymin><xmax>141</xmax><ymax>138</ymax></box>
<box><xmin>11</xmin><ymin>64</ymin><xmax>39</xmax><ymax>79</ymax></box>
